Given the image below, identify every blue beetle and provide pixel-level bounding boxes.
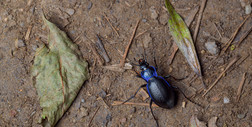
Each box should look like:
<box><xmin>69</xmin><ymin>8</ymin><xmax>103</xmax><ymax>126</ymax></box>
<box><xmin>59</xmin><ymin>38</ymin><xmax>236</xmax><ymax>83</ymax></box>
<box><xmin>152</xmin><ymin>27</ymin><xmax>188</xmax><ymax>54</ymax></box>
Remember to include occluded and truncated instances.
<box><xmin>121</xmin><ymin>59</ymin><xmax>177</xmax><ymax>127</ymax></box>
<box><xmin>121</xmin><ymin>59</ymin><xmax>202</xmax><ymax>127</ymax></box>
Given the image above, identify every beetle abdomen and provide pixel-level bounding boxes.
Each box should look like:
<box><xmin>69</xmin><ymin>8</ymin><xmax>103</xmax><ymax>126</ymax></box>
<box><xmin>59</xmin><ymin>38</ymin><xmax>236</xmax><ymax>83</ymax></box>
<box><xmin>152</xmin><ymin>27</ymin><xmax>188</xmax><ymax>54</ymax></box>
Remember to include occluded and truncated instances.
<box><xmin>147</xmin><ymin>77</ymin><xmax>177</xmax><ymax>109</ymax></box>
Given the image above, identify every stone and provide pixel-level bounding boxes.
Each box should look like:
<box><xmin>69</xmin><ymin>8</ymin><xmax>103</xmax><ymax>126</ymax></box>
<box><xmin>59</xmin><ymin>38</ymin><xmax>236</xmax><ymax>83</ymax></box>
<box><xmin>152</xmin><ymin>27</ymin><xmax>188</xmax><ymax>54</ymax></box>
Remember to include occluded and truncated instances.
<box><xmin>0</xmin><ymin>49</ymin><xmax>4</xmax><ymax>61</ymax></box>
<box><xmin>205</xmin><ymin>41</ymin><xmax>220</xmax><ymax>55</ymax></box>
<box><xmin>237</xmin><ymin>113</ymin><xmax>246</xmax><ymax>119</ymax></box>
<box><xmin>159</xmin><ymin>14</ymin><xmax>168</xmax><ymax>25</ymax></box>
<box><xmin>245</xmin><ymin>4</ymin><xmax>251</xmax><ymax>15</ymax></box>
<box><xmin>31</xmin><ymin>44</ymin><xmax>38</xmax><ymax>51</ymax></box>
<box><xmin>240</xmin><ymin>0</ymin><xmax>246</xmax><ymax>7</ymax></box>
<box><xmin>223</xmin><ymin>97</ymin><xmax>230</xmax><ymax>104</ymax></box>
<box><xmin>130</xmin><ymin>107</ymin><xmax>136</xmax><ymax>113</ymax></box>
<box><xmin>79</xmin><ymin>107</ymin><xmax>88</xmax><ymax>118</ymax></box>
<box><xmin>149</xmin><ymin>6</ymin><xmax>158</xmax><ymax>19</ymax></box>
<box><xmin>143</xmin><ymin>33</ymin><xmax>152</xmax><ymax>48</ymax></box>
<box><xmin>9</xmin><ymin>20</ymin><xmax>16</xmax><ymax>27</ymax></box>
<box><xmin>120</xmin><ymin>117</ymin><xmax>127</xmax><ymax>123</ymax></box>
<box><xmin>81</xmin><ymin>98</ymin><xmax>85</xmax><ymax>103</ymax></box>
<box><xmin>65</xmin><ymin>8</ymin><xmax>75</xmax><ymax>16</ymax></box>
<box><xmin>98</xmin><ymin>90</ymin><xmax>107</xmax><ymax>98</ymax></box>
<box><xmin>15</xmin><ymin>39</ymin><xmax>25</xmax><ymax>48</ymax></box>
<box><xmin>142</xmin><ymin>18</ymin><xmax>147</xmax><ymax>23</ymax></box>
<box><xmin>87</xmin><ymin>2</ymin><xmax>93</xmax><ymax>10</ymax></box>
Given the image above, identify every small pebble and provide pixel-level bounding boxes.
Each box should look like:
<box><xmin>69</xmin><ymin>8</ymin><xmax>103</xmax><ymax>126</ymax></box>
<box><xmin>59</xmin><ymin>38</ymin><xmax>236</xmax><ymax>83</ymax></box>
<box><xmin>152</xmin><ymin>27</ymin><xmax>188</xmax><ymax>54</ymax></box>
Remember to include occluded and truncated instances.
<box><xmin>240</xmin><ymin>0</ymin><xmax>246</xmax><ymax>7</ymax></box>
<box><xmin>7</xmin><ymin>15</ymin><xmax>13</xmax><ymax>20</ymax></box>
<box><xmin>65</xmin><ymin>8</ymin><xmax>75</xmax><ymax>16</ymax></box>
<box><xmin>81</xmin><ymin>99</ymin><xmax>85</xmax><ymax>103</ymax></box>
<box><xmin>19</xmin><ymin>22</ymin><xmax>24</xmax><ymax>27</ymax></box>
<box><xmin>159</xmin><ymin>14</ymin><xmax>168</xmax><ymax>25</ymax></box>
<box><xmin>129</xmin><ymin>123</ymin><xmax>135</xmax><ymax>127</ymax></box>
<box><xmin>72</xmin><ymin>118</ymin><xmax>76</xmax><ymax>123</ymax></box>
<box><xmin>205</xmin><ymin>41</ymin><xmax>219</xmax><ymax>55</ymax></box>
<box><xmin>223</xmin><ymin>97</ymin><xmax>230</xmax><ymax>104</ymax></box>
<box><xmin>0</xmin><ymin>50</ymin><xmax>3</xmax><ymax>61</ymax></box>
<box><xmin>143</xmin><ymin>33</ymin><xmax>152</xmax><ymax>48</ymax></box>
<box><xmin>15</xmin><ymin>39</ymin><xmax>25</xmax><ymax>48</ymax></box>
<box><xmin>30</xmin><ymin>6</ymin><xmax>35</xmax><ymax>14</ymax></box>
<box><xmin>203</xmin><ymin>31</ymin><xmax>211</xmax><ymax>37</ymax></box>
<box><xmin>201</xmin><ymin>50</ymin><xmax>206</xmax><ymax>54</ymax></box>
<box><xmin>31</xmin><ymin>44</ymin><xmax>38</xmax><ymax>51</ymax></box>
<box><xmin>245</xmin><ymin>4</ymin><xmax>251</xmax><ymax>15</ymax></box>
<box><xmin>130</xmin><ymin>107</ymin><xmax>136</xmax><ymax>113</ymax></box>
<box><xmin>237</xmin><ymin>113</ymin><xmax>246</xmax><ymax>119</ymax></box>
<box><xmin>168</xmin><ymin>67</ymin><xmax>173</xmax><ymax>73</ymax></box>
<box><xmin>149</xmin><ymin>6</ymin><xmax>158</xmax><ymax>19</ymax></box>
<box><xmin>9</xmin><ymin>20</ymin><xmax>16</xmax><ymax>27</ymax></box>
<box><xmin>106</xmin><ymin>113</ymin><xmax>112</xmax><ymax>121</ymax></box>
<box><xmin>79</xmin><ymin>107</ymin><xmax>88</xmax><ymax>118</ymax></box>
<box><xmin>120</xmin><ymin>117</ymin><xmax>127</xmax><ymax>123</ymax></box>
<box><xmin>142</xmin><ymin>18</ymin><xmax>147</xmax><ymax>23</ymax></box>
<box><xmin>87</xmin><ymin>2</ymin><xmax>93</xmax><ymax>10</ymax></box>
<box><xmin>70</xmin><ymin>30</ymin><xmax>76</xmax><ymax>34</ymax></box>
<box><xmin>98</xmin><ymin>90</ymin><xmax>107</xmax><ymax>98</ymax></box>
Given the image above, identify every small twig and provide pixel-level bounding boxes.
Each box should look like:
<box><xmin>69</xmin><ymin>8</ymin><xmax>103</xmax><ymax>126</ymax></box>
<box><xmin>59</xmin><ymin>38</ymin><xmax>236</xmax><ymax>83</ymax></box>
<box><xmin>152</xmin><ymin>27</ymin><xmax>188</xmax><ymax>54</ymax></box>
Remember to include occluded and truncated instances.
<box><xmin>73</xmin><ymin>34</ymin><xmax>81</xmax><ymax>42</ymax></box>
<box><xmin>213</xmin><ymin>22</ymin><xmax>222</xmax><ymax>38</ymax></box>
<box><xmin>27</xmin><ymin>0</ymin><xmax>33</xmax><ymax>6</ymax></box>
<box><xmin>167</xmin><ymin>42</ymin><xmax>178</xmax><ymax>65</ymax></box>
<box><xmin>185</xmin><ymin>6</ymin><xmax>199</xmax><ymax>27</ymax></box>
<box><xmin>119</xmin><ymin>19</ymin><xmax>140</xmax><ymax>67</ymax></box>
<box><xmin>97</xmin><ymin>97</ymin><xmax>110</xmax><ymax>109</ymax></box>
<box><xmin>193</xmin><ymin>0</ymin><xmax>207</xmax><ymax>41</ymax></box>
<box><xmin>96</xmin><ymin>35</ymin><xmax>110</xmax><ymax>63</ymax></box>
<box><xmin>222</xmin><ymin>14</ymin><xmax>251</xmax><ymax>53</ymax></box>
<box><xmin>237</xmin><ymin>26</ymin><xmax>252</xmax><ymax>47</ymax></box>
<box><xmin>84</xmin><ymin>35</ymin><xmax>104</xmax><ymax>65</ymax></box>
<box><xmin>189</xmin><ymin>73</ymin><xmax>197</xmax><ymax>85</ymax></box>
<box><xmin>135</xmin><ymin>30</ymin><xmax>148</xmax><ymax>39</ymax></box>
<box><xmin>228</xmin><ymin>54</ymin><xmax>249</xmax><ymax>72</ymax></box>
<box><xmin>202</xmin><ymin>57</ymin><xmax>239</xmax><ymax>97</ymax></box>
<box><xmin>200</xmin><ymin>76</ymin><xmax>206</xmax><ymax>89</ymax></box>
<box><xmin>235</xmin><ymin>54</ymin><xmax>250</xmax><ymax>67</ymax></box>
<box><xmin>104</xmin><ymin>13</ymin><xmax>120</xmax><ymax>36</ymax></box>
<box><xmin>112</xmin><ymin>101</ymin><xmax>159</xmax><ymax>107</ymax></box>
<box><xmin>90</xmin><ymin>58</ymin><xmax>96</xmax><ymax>82</ymax></box>
<box><xmin>25</xmin><ymin>25</ymin><xmax>33</xmax><ymax>41</ymax></box>
<box><xmin>88</xmin><ymin>107</ymin><xmax>100</xmax><ymax>127</ymax></box>
<box><xmin>236</xmin><ymin>73</ymin><xmax>246</xmax><ymax>102</ymax></box>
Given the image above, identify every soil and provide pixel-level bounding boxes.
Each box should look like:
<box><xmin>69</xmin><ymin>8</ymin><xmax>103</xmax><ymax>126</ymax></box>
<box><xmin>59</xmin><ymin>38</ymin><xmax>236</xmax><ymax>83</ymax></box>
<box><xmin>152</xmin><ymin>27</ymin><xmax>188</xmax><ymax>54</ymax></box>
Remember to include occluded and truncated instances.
<box><xmin>0</xmin><ymin>0</ymin><xmax>251</xmax><ymax>127</ymax></box>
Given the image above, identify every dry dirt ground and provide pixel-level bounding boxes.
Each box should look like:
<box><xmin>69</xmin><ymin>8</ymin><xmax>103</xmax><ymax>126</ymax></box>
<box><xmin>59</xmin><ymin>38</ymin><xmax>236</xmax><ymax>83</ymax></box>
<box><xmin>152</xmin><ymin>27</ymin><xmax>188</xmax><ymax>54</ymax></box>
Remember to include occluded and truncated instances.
<box><xmin>0</xmin><ymin>0</ymin><xmax>251</xmax><ymax>127</ymax></box>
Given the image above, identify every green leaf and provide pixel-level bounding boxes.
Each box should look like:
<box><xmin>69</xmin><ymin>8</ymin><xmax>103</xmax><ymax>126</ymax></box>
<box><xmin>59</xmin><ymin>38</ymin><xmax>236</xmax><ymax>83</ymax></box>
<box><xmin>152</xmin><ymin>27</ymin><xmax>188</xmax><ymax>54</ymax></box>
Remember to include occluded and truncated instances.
<box><xmin>164</xmin><ymin>0</ymin><xmax>202</xmax><ymax>76</ymax></box>
<box><xmin>230</xmin><ymin>44</ymin><xmax>235</xmax><ymax>51</ymax></box>
<box><xmin>31</xmin><ymin>15</ymin><xmax>89</xmax><ymax>127</ymax></box>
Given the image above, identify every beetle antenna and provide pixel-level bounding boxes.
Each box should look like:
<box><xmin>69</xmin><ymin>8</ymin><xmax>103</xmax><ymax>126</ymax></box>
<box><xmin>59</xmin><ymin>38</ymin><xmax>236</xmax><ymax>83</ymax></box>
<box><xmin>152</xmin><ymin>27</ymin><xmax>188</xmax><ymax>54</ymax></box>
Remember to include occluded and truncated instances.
<box><xmin>133</xmin><ymin>57</ymin><xmax>138</xmax><ymax>62</ymax></box>
<box><xmin>130</xmin><ymin>62</ymin><xmax>140</xmax><ymax>66</ymax></box>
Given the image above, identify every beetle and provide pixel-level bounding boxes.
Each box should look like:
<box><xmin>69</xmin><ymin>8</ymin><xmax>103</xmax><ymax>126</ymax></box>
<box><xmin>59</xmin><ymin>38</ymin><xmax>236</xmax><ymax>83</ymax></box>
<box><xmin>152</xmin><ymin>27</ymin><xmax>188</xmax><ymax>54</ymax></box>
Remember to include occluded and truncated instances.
<box><xmin>121</xmin><ymin>59</ymin><xmax>200</xmax><ymax>127</ymax></box>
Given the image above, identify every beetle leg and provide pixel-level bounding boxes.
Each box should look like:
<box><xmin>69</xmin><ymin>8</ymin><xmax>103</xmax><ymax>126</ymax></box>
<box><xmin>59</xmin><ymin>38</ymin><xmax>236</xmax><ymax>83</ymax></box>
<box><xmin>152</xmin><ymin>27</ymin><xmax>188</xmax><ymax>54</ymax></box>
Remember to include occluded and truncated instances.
<box><xmin>173</xmin><ymin>86</ymin><xmax>203</xmax><ymax>108</ymax></box>
<box><xmin>163</xmin><ymin>75</ymin><xmax>188</xmax><ymax>81</ymax></box>
<box><xmin>150</xmin><ymin>100</ymin><xmax>159</xmax><ymax>127</ymax></box>
<box><xmin>132</xmin><ymin>70</ymin><xmax>142</xmax><ymax>78</ymax></box>
<box><xmin>121</xmin><ymin>84</ymin><xmax>146</xmax><ymax>104</ymax></box>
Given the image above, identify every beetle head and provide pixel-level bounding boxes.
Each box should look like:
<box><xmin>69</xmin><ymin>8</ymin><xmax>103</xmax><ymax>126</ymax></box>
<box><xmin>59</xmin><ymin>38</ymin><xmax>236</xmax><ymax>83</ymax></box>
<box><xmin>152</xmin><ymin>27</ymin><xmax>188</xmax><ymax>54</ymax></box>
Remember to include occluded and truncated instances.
<box><xmin>139</xmin><ymin>59</ymin><xmax>149</xmax><ymax>70</ymax></box>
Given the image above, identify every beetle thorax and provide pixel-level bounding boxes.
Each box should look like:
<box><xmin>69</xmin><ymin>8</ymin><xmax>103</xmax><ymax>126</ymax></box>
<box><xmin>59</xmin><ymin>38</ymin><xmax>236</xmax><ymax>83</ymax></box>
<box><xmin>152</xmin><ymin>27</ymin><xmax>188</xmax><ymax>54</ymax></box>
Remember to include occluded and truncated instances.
<box><xmin>141</xmin><ymin>67</ymin><xmax>156</xmax><ymax>81</ymax></box>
